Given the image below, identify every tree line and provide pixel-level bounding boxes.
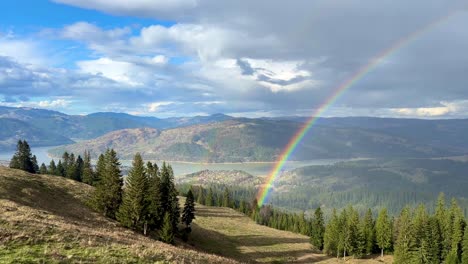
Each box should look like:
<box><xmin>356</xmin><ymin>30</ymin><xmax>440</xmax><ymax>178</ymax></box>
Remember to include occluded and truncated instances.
<box><xmin>9</xmin><ymin>140</ymin><xmax>195</xmax><ymax>244</ymax></box>
<box><xmin>184</xmin><ymin>184</ymin><xmax>468</xmax><ymax>263</ymax></box>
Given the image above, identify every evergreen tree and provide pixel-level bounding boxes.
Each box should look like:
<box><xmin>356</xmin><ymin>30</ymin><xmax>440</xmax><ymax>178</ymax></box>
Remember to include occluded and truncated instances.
<box><xmin>197</xmin><ymin>187</ymin><xmax>205</xmax><ymax>205</ymax></box>
<box><xmin>9</xmin><ymin>140</ymin><xmax>35</xmax><ymax>173</ymax></box>
<box><xmin>324</xmin><ymin>209</ymin><xmax>341</xmax><ymax>256</ymax></box>
<box><xmin>310</xmin><ymin>207</ymin><xmax>325</xmax><ymax>250</ymax></box>
<box><xmin>48</xmin><ymin>159</ymin><xmax>57</xmax><ymax>175</ymax></box>
<box><xmin>65</xmin><ymin>153</ymin><xmax>76</xmax><ymax>179</ymax></box>
<box><xmin>206</xmin><ymin>187</ymin><xmax>214</xmax><ymax>206</ymax></box>
<box><xmin>95</xmin><ymin>153</ymin><xmax>105</xmax><ymax>183</ymax></box>
<box><xmin>31</xmin><ymin>155</ymin><xmax>39</xmax><ymax>173</ymax></box>
<box><xmin>361</xmin><ymin>209</ymin><xmax>375</xmax><ymax>255</ymax></box>
<box><xmin>56</xmin><ymin>160</ymin><xmax>65</xmax><ymax>176</ymax></box>
<box><xmin>62</xmin><ymin>152</ymin><xmax>70</xmax><ymax>173</ymax></box>
<box><xmin>223</xmin><ymin>187</ymin><xmax>231</xmax><ymax>207</ymax></box>
<box><xmin>450</xmin><ymin>198</ymin><xmax>465</xmax><ymax>262</ymax></box>
<box><xmin>74</xmin><ymin>155</ymin><xmax>83</xmax><ymax>182</ymax></box>
<box><xmin>82</xmin><ymin>150</ymin><xmax>95</xmax><ymax>185</ymax></box>
<box><xmin>376</xmin><ymin>208</ymin><xmax>392</xmax><ymax>258</ymax></box>
<box><xmin>146</xmin><ymin>162</ymin><xmax>162</xmax><ymax>230</ymax></box>
<box><xmin>159</xmin><ymin>163</ymin><xmax>180</xmax><ymax>232</ymax></box>
<box><xmin>394</xmin><ymin>207</ymin><xmax>414</xmax><ymax>263</ymax></box>
<box><xmin>39</xmin><ymin>163</ymin><xmax>48</xmax><ymax>174</ymax></box>
<box><xmin>182</xmin><ymin>189</ymin><xmax>196</xmax><ymax>228</ymax></box>
<box><xmin>436</xmin><ymin>193</ymin><xmax>451</xmax><ymax>261</ymax></box>
<box><xmin>462</xmin><ymin>226</ymin><xmax>468</xmax><ymax>264</ymax></box>
<box><xmin>92</xmin><ymin>149</ymin><xmax>123</xmax><ymax>219</ymax></box>
<box><xmin>160</xmin><ymin>212</ymin><xmax>174</xmax><ymax>244</ymax></box>
<box><xmin>117</xmin><ymin>153</ymin><xmax>149</xmax><ymax>234</ymax></box>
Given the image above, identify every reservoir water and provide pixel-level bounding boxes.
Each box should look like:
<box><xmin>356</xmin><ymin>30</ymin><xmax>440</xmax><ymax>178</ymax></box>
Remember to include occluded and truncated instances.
<box><xmin>0</xmin><ymin>146</ymin><xmax>346</xmax><ymax>176</ymax></box>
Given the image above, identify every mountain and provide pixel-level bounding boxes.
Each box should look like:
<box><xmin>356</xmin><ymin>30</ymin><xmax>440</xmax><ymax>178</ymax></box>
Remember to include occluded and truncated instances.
<box><xmin>50</xmin><ymin>118</ymin><xmax>467</xmax><ymax>162</ymax></box>
<box><xmin>0</xmin><ymin>118</ymin><xmax>73</xmax><ymax>150</ymax></box>
<box><xmin>0</xmin><ymin>166</ymin><xmax>237</xmax><ymax>263</ymax></box>
<box><xmin>268</xmin><ymin>158</ymin><xmax>468</xmax><ymax>215</ymax></box>
<box><xmin>0</xmin><ymin>106</ymin><xmax>234</xmax><ymax>150</ymax></box>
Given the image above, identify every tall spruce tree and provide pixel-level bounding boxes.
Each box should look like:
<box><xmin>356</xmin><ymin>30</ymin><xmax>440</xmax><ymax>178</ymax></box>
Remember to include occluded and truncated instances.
<box><xmin>182</xmin><ymin>189</ymin><xmax>196</xmax><ymax>229</ymax></box>
<box><xmin>361</xmin><ymin>209</ymin><xmax>376</xmax><ymax>255</ymax></box>
<box><xmin>92</xmin><ymin>149</ymin><xmax>123</xmax><ymax>219</ymax></box>
<box><xmin>462</xmin><ymin>226</ymin><xmax>468</xmax><ymax>264</ymax></box>
<box><xmin>376</xmin><ymin>208</ymin><xmax>392</xmax><ymax>258</ymax></box>
<box><xmin>39</xmin><ymin>163</ymin><xmax>48</xmax><ymax>174</ymax></box>
<box><xmin>31</xmin><ymin>155</ymin><xmax>39</xmax><ymax>173</ymax></box>
<box><xmin>206</xmin><ymin>187</ymin><xmax>214</xmax><ymax>206</ymax></box>
<box><xmin>56</xmin><ymin>160</ymin><xmax>65</xmax><ymax>176</ymax></box>
<box><xmin>95</xmin><ymin>153</ymin><xmax>105</xmax><ymax>183</ymax></box>
<box><xmin>117</xmin><ymin>153</ymin><xmax>149</xmax><ymax>234</ymax></box>
<box><xmin>310</xmin><ymin>207</ymin><xmax>325</xmax><ymax>250</ymax></box>
<box><xmin>81</xmin><ymin>150</ymin><xmax>95</xmax><ymax>185</ymax></box>
<box><xmin>394</xmin><ymin>206</ymin><xmax>414</xmax><ymax>263</ymax></box>
<box><xmin>160</xmin><ymin>212</ymin><xmax>174</xmax><ymax>244</ymax></box>
<box><xmin>222</xmin><ymin>187</ymin><xmax>231</xmax><ymax>207</ymax></box>
<box><xmin>324</xmin><ymin>209</ymin><xmax>340</xmax><ymax>257</ymax></box>
<box><xmin>49</xmin><ymin>159</ymin><xmax>57</xmax><ymax>175</ymax></box>
<box><xmin>10</xmin><ymin>140</ymin><xmax>35</xmax><ymax>173</ymax></box>
<box><xmin>146</xmin><ymin>162</ymin><xmax>162</xmax><ymax>229</ymax></box>
<box><xmin>159</xmin><ymin>163</ymin><xmax>180</xmax><ymax>232</ymax></box>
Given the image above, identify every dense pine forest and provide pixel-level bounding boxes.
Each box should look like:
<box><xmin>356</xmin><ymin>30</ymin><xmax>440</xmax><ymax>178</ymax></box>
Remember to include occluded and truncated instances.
<box><xmin>9</xmin><ymin>140</ymin><xmax>468</xmax><ymax>263</ymax></box>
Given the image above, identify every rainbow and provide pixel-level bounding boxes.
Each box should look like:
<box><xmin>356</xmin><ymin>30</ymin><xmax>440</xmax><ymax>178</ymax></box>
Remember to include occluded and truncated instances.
<box><xmin>256</xmin><ymin>10</ymin><xmax>460</xmax><ymax>207</ymax></box>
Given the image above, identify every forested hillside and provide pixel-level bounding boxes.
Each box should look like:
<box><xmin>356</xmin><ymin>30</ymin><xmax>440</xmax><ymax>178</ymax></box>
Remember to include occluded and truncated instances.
<box><xmin>50</xmin><ymin>118</ymin><xmax>468</xmax><ymax>162</ymax></box>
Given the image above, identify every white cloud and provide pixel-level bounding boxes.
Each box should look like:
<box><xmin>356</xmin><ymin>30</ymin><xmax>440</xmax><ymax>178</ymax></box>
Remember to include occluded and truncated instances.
<box><xmin>147</xmin><ymin>101</ymin><xmax>176</xmax><ymax>112</ymax></box>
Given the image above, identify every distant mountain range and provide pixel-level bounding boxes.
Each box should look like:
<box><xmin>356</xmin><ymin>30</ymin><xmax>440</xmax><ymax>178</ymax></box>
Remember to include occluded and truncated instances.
<box><xmin>51</xmin><ymin>117</ymin><xmax>468</xmax><ymax>162</ymax></box>
<box><xmin>0</xmin><ymin>106</ymin><xmax>233</xmax><ymax>150</ymax></box>
<box><xmin>3</xmin><ymin>106</ymin><xmax>468</xmax><ymax>162</ymax></box>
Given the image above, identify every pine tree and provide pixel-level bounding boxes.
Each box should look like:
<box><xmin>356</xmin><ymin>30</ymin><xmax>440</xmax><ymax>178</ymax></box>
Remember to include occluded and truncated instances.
<box><xmin>197</xmin><ymin>187</ymin><xmax>205</xmax><ymax>205</ymax></box>
<box><xmin>65</xmin><ymin>153</ymin><xmax>76</xmax><ymax>179</ymax></box>
<box><xmin>39</xmin><ymin>163</ymin><xmax>48</xmax><ymax>174</ymax></box>
<box><xmin>74</xmin><ymin>155</ymin><xmax>83</xmax><ymax>182</ymax></box>
<box><xmin>394</xmin><ymin>207</ymin><xmax>414</xmax><ymax>263</ymax></box>
<box><xmin>361</xmin><ymin>209</ymin><xmax>375</xmax><ymax>255</ymax></box>
<box><xmin>10</xmin><ymin>140</ymin><xmax>35</xmax><ymax>173</ymax></box>
<box><xmin>182</xmin><ymin>189</ymin><xmax>196</xmax><ymax>228</ymax></box>
<box><xmin>62</xmin><ymin>152</ymin><xmax>70</xmax><ymax>173</ymax></box>
<box><xmin>56</xmin><ymin>160</ymin><xmax>65</xmax><ymax>176</ymax></box>
<box><xmin>462</xmin><ymin>226</ymin><xmax>468</xmax><ymax>264</ymax></box>
<box><xmin>146</xmin><ymin>162</ymin><xmax>162</xmax><ymax>230</ymax></box>
<box><xmin>159</xmin><ymin>163</ymin><xmax>180</xmax><ymax>232</ymax></box>
<box><xmin>82</xmin><ymin>150</ymin><xmax>95</xmax><ymax>185</ymax></box>
<box><xmin>160</xmin><ymin>212</ymin><xmax>174</xmax><ymax>244</ymax></box>
<box><xmin>117</xmin><ymin>153</ymin><xmax>148</xmax><ymax>234</ymax></box>
<box><xmin>412</xmin><ymin>204</ymin><xmax>431</xmax><ymax>263</ymax></box>
<box><xmin>31</xmin><ymin>155</ymin><xmax>39</xmax><ymax>173</ymax></box>
<box><xmin>324</xmin><ymin>209</ymin><xmax>340</xmax><ymax>257</ymax></box>
<box><xmin>223</xmin><ymin>187</ymin><xmax>231</xmax><ymax>207</ymax></box>
<box><xmin>92</xmin><ymin>149</ymin><xmax>123</xmax><ymax>219</ymax></box>
<box><xmin>376</xmin><ymin>208</ymin><xmax>392</xmax><ymax>258</ymax></box>
<box><xmin>95</xmin><ymin>153</ymin><xmax>105</xmax><ymax>183</ymax></box>
<box><xmin>49</xmin><ymin>159</ymin><xmax>57</xmax><ymax>175</ymax></box>
<box><xmin>311</xmin><ymin>207</ymin><xmax>325</xmax><ymax>250</ymax></box>
<box><xmin>206</xmin><ymin>187</ymin><xmax>214</xmax><ymax>206</ymax></box>
<box><xmin>450</xmin><ymin>198</ymin><xmax>465</xmax><ymax>262</ymax></box>
<box><xmin>436</xmin><ymin>193</ymin><xmax>451</xmax><ymax>261</ymax></box>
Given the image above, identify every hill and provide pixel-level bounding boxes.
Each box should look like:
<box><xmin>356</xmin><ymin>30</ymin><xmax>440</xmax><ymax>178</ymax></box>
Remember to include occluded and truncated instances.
<box><xmin>0</xmin><ymin>106</ymin><xmax>234</xmax><ymax>150</ymax></box>
<box><xmin>0</xmin><ymin>118</ymin><xmax>73</xmax><ymax>150</ymax></box>
<box><xmin>269</xmin><ymin>158</ymin><xmax>468</xmax><ymax>216</ymax></box>
<box><xmin>51</xmin><ymin>118</ymin><xmax>467</xmax><ymax>162</ymax></box>
<box><xmin>0</xmin><ymin>166</ymin><xmax>236</xmax><ymax>263</ymax></box>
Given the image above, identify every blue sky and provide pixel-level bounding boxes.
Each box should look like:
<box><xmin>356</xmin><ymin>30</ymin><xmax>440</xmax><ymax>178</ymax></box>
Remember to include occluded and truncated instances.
<box><xmin>1</xmin><ymin>0</ymin><xmax>468</xmax><ymax>118</ymax></box>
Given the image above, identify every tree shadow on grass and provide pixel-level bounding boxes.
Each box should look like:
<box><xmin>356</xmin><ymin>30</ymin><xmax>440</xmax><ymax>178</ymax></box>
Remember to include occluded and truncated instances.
<box><xmin>189</xmin><ymin>222</ymin><xmax>331</xmax><ymax>263</ymax></box>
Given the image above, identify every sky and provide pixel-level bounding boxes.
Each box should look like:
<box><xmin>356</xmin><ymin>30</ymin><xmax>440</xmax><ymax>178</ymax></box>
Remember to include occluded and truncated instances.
<box><xmin>0</xmin><ymin>0</ymin><xmax>468</xmax><ymax>118</ymax></box>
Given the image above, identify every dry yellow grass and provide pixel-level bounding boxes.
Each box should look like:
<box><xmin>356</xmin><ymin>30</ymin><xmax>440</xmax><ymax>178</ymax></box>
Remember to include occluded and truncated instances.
<box><xmin>0</xmin><ymin>166</ymin><xmax>238</xmax><ymax>263</ymax></box>
<box><xmin>185</xmin><ymin>201</ymin><xmax>394</xmax><ymax>264</ymax></box>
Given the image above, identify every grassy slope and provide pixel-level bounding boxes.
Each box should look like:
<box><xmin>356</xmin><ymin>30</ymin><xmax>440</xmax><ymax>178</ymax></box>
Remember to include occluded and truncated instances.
<box><xmin>0</xmin><ymin>166</ymin><xmax>236</xmax><ymax>264</ymax></box>
<box><xmin>186</xmin><ymin>201</ymin><xmax>393</xmax><ymax>263</ymax></box>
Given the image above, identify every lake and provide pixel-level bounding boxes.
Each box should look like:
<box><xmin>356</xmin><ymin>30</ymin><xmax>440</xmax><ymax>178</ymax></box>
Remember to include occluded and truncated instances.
<box><xmin>0</xmin><ymin>146</ymin><xmax>347</xmax><ymax>176</ymax></box>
